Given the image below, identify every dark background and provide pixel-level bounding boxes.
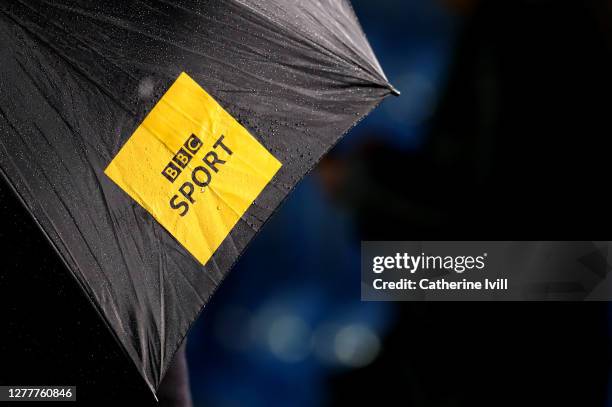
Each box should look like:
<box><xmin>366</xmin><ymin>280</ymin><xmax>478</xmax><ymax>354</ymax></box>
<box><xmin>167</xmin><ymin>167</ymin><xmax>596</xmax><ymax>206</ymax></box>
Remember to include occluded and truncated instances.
<box><xmin>1</xmin><ymin>0</ymin><xmax>611</xmax><ymax>406</ymax></box>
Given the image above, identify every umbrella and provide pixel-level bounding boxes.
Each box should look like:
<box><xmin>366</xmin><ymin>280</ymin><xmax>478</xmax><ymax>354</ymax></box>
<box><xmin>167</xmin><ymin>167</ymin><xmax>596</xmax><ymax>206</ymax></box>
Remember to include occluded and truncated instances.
<box><xmin>0</xmin><ymin>0</ymin><xmax>396</xmax><ymax>396</ymax></box>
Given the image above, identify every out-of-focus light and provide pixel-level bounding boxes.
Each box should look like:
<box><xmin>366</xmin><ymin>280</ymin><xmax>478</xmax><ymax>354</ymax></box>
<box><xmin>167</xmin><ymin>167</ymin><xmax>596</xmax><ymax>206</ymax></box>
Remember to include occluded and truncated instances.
<box><xmin>251</xmin><ymin>305</ymin><xmax>313</xmax><ymax>363</ymax></box>
<box><xmin>266</xmin><ymin>314</ymin><xmax>311</xmax><ymax>363</ymax></box>
<box><xmin>333</xmin><ymin>324</ymin><xmax>381</xmax><ymax>368</ymax></box>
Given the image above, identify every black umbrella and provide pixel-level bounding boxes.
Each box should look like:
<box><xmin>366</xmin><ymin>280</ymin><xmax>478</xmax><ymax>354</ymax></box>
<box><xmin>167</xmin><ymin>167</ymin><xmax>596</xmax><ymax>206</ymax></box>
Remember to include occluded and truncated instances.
<box><xmin>0</xmin><ymin>0</ymin><xmax>396</xmax><ymax>396</ymax></box>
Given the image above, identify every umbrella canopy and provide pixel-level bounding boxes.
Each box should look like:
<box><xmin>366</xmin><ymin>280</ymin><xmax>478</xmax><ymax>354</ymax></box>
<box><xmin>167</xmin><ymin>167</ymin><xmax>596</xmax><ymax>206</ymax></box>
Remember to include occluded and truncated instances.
<box><xmin>0</xmin><ymin>0</ymin><xmax>395</xmax><ymax>395</ymax></box>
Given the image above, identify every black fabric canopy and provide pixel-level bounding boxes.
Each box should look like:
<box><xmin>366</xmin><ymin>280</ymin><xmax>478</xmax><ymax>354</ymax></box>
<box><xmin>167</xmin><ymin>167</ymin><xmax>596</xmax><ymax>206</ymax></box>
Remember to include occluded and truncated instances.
<box><xmin>0</xmin><ymin>0</ymin><xmax>394</xmax><ymax>395</ymax></box>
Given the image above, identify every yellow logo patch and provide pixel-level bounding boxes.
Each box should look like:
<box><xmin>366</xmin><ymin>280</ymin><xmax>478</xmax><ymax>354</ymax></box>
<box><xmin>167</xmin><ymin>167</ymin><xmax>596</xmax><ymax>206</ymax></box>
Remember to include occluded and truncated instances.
<box><xmin>105</xmin><ymin>72</ymin><xmax>282</xmax><ymax>266</ymax></box>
